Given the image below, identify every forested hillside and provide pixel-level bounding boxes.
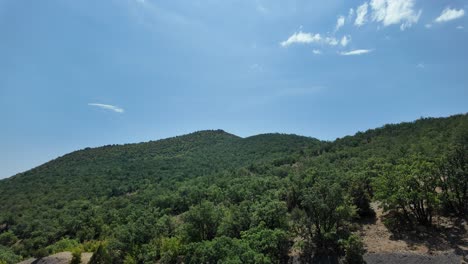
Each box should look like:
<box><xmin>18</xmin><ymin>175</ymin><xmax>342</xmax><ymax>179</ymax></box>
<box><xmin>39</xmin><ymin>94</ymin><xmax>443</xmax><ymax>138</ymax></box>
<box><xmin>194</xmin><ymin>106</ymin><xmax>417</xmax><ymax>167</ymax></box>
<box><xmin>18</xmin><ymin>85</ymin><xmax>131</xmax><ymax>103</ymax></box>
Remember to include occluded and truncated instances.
<box><xmin>0</xmin><ymin>114</ymin><xmax>467</xmax><ymax>264</ymax></box>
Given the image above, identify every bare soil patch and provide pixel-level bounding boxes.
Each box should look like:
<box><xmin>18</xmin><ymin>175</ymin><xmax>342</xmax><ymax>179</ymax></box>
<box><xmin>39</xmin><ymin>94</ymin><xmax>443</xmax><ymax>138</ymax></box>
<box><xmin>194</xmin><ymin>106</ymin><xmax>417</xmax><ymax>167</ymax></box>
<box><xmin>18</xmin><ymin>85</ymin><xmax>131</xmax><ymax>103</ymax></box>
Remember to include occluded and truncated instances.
<box><xmin>360</xmin><ymin>202</ymin><xmax>467</xmax><ymax>263</ymax></box>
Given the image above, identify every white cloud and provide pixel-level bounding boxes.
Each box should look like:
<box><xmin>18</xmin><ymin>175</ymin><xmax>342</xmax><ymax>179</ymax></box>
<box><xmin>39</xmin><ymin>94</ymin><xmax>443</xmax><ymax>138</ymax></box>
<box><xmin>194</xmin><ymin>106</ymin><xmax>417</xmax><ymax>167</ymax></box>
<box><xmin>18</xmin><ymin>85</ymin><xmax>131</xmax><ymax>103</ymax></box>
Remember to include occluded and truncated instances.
<box><xmin>339</xmin><ymin>49</ymin><xmax>373</xmax><ymax>56</ymax></box>
<box><xmin>417</xmin><ymin>63</ymin><xmax>425</xmax><ymax>68</ymax></box>
<box><xmin>312</xmin><ymin>49</ymin><xmax>322</xmax><ymax>55</ymax></box>
<box><xmin>325</xmin><ymin>37</ymin><xmax>339</xmax><ymax>46</ymax></box>
<box><xmin>336</xmin><ymin>16</ymin><xmax>345</xmax><ymax>31</ymax></box>
<box><xmin>280</xmin><ymin>32</ymin><xmax>341</xmax><ymax>47</ymax></box>
<box><xmin>88</xmin><ymin>103</ymin><xmax>124</xmax><ymax>113</ymax></box>
<box><xmin>370</xmin><ymin>0</ymin><xmax>421</xmax><ymax>30</ymax></box>
<box><xmin>340</xmin><ymin>36</ymin><xmax>351</xmax><ymax>47</ymax></box>
<box><xmin>355</xmin><ymin>2</ymin><xmax>369</xmax><ymax>27</ymax></box>
<box><xmin>425</xmin><ymin>23</ymin><xmax>432</xmax><ymax>28</ymax></box>
<box><xmin>435</xmin><ymin>8</ymin><xmax>465</xmax><ymax>23</ymax></box>
<box><xmin>280</xmin><ymin>31</ymin><xmax>322</xmax><ymax>47</ymax></box>
<box><xmin>457</xmin><ymin>25</ymin><xmax>464</xmax><ymax>29</ymax></box>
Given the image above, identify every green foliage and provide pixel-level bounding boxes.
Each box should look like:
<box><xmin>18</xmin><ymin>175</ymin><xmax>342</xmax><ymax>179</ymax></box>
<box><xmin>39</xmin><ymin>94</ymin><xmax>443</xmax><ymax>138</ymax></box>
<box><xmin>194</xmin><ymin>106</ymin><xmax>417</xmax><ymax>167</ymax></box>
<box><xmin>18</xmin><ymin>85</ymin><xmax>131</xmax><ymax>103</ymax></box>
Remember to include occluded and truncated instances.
<box><xmin>0</xmin><ymin>246</ymin><xmax>21</xmax><ymax>264</ymax></box>
<box><xmin>123</xmin><ymin>254</ymin><xmax>137</xmax><ymax>264</ymax></box>
<box><xmin>184</xmin><ymin>236</ymin><xmax>268</xmax><ymax>264</ymax></box>
<box><xmin>45</xmin><ymin>238</ymin><xmax>79</xmax><ymax>254</ymax></box>
<box><xmin>439</xmin><ymin>123</ymin><xmax>468</xmax><ymax>216</ymax></box>
<box><xmin>0</xmin><ymin>114</ymin><xmax>466</xmax><ymax>262</ymax></box>
<box><xmin>251</xmin><ymin>200</ymin><xmax>289</xmax><ymax>230</ymax></box>
<box><xmin>374</xmin><ymin>157</ymin><xmax>440</xmax><ymax>226</ymax></box>
<box><xmin>0</xmin><ymin>232</ymin><xmax>17</xmax><ymax>247</ymax></box>
<box><xmin>342</xmin><ymin>234</ymin><xmax>366</xmax><ymax>264</ymax></box>
<box><xmin>182</xmin><ymin>201</ymin><xmax>223</xmax><ymax>242</ymax></box>
<box><xmin>70</xmin><ymin>249</ymin><xmax>82</xmax><ymax>264</ymax></box>
<box><xmin>301</xmin><ymin>176</ymin><xmax>355</xmax><ymax>253</ymax></box>
<box><xmin>160</xmin><ymin>237</ymin><xmax>182</xmax><ymax>264</ymax></box>
<box><xmin>89</xmin><ymin>244</ymin><xmax>112</xmax><ymax>264</ymax></box>
<box><xmin>348</xmin><ymin>174</ymin><xmax>375</xmax><ymax>218</ymax></box>
<box><xmin>240</xmin><ymin>225</ymin><xmax>290</xmax><ymax>263</ymax></box>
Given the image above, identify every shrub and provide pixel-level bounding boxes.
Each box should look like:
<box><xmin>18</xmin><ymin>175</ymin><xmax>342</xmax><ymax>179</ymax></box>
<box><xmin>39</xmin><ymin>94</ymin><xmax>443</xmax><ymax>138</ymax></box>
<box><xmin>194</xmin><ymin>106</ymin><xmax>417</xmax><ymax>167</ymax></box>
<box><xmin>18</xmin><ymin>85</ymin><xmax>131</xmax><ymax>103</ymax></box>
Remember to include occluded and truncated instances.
<box><xmin>342</xmin><ymin>234</ymin><xmax>366</xmax><ymax>264</ymax></box>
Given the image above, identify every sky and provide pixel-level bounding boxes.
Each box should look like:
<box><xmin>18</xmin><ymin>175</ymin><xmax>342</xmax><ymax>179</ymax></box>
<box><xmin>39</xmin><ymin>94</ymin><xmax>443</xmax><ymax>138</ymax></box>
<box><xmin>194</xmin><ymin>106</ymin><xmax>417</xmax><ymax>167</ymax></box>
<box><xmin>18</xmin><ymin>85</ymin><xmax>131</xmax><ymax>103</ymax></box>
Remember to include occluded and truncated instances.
<box><xmin>1</xmin><ymin>0</ymin><xmax>467</xmax><ymax>179</ymax></box>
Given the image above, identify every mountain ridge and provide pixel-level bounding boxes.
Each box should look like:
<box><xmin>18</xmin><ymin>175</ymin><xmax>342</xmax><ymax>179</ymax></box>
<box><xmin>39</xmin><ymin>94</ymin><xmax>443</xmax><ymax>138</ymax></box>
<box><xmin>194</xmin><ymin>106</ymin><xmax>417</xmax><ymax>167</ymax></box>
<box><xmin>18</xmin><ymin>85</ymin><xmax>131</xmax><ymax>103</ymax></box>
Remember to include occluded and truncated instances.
<box><xmin>0</xmin><ymin>113</ymin><xmax>467</xmax><ymax>263</ymax></box>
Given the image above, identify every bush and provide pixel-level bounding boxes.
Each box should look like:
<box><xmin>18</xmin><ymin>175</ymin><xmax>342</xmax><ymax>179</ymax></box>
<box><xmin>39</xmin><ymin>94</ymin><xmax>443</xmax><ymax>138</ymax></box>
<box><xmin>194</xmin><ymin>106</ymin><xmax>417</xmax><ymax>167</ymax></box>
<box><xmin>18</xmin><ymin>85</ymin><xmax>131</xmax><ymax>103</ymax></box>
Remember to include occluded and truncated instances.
<box><xmin>46</xmin><ymin>238</ymin><xmax>79</xmax><ymax>254</ymax></box>
<box><xmin>89</xmin><ymin>244</ymin><xmax>112</xmax><ymax>264</ymax></box>
<box><xmin>0</xmin><ymin>246</ymin><xmax>22</xmax><ymax>264</ymax></box>
<box><xmin>342</xmin><ymin>234</ymin><xmax>366</xmax><ymax>264</ymax></box>
<box><xmin>0</xmin><ymin>232</ymin><xmax>18</xmax><ymax>247</ymax></box>
<box><xmin>160</xmin><ymin>237</ymin><xmax>182</xmax><ymax>264</ymax></box>
<box><xmin>70</xmin><ymin>249</ymin><xmax>82</xmax><ymax>264</ymax></box>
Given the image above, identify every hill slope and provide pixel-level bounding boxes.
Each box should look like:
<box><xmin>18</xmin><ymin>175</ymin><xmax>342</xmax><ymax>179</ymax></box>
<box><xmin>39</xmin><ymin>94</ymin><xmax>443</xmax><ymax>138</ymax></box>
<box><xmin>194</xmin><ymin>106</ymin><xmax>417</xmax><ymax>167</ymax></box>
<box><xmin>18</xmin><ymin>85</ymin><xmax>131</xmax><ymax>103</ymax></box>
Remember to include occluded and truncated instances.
<box><xmin>0</xmin><ymin>114</ymin><xmax>467</xmax><ymax>263</ymax></box>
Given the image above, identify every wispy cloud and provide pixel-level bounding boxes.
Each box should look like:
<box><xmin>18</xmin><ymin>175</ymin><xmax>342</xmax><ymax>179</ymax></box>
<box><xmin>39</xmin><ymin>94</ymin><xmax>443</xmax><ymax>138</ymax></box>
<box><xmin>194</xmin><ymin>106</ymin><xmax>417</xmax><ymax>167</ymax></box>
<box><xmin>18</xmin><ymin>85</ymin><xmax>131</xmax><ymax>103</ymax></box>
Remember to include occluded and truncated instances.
<box><xmin>335</xmin><ymin>16</ymin><xmax>345</xmax><ymax>32</ymax></box>
<box><xmin>435</xmin><ymin>7</ymin><xmax>465</xmax><ymax>23</ymax></box>
<box><xmin>325</xmin><ymin>37</ymin><xmax>339</xmax><ymax>46</ymax></box>
<box><xmin>280</xmin><ymin>32</ymin><xmax>341</xmax><ymax>47</ymax></box>
<box><xmin>457</xmin><ymin>25</ymin><xmax>464</xmax><ymax>29</ymax></box>
<box><xmin>348</xmin><ymin>8</ymin><xmax>355</xmax><ymax>20</ymax></box>
<box><xmin>417</xmin><ymin>63</ymin><xmax>425</xmax><ymax>68</ymax></box>
<box><xmin>280</xmin><ymin>31</ymin><xmax>322</xmax><ymax>47</ymax></box>
<box><xmin>312</xmin><ymin>49</ymin><xmax>322</xmax><ymax>55</ymax></box>
<box><xmin>355</xmin><ymin>2</ymin><xmax>369</xmax><ymax>27</ymax></box>
<box><xmin>88</xmin><ymin>103</ymin><xmax>124</xmax><ymax>113</ymax></box>
<box><xmin>339</xmin><ymin>49</ymin><xmax>373</xmax><ymax>56</ymax></box>
<box><xmin>340</xmin><ymin>36</ymin><xmax>351</xmax><ymax>47</ymax></box>
<box><xmin>369</xmin><ymin>0</ymin><xmax>421</xmax><ymax>30</ymax></box>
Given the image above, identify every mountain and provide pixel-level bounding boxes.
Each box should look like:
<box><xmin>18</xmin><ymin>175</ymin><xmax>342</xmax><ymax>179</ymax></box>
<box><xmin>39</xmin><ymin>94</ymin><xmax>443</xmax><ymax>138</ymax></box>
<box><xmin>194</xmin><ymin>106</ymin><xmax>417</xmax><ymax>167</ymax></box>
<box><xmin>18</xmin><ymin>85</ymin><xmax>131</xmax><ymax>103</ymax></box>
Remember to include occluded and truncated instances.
<box><xmin>0</xmin><ymin>130</ymin><xmax>319</xmax><ymax>209</ymax></box>
<box><xmin>0</xmin><ymin>114</ymin><xmax>467</xmax><ymax>264</ymax></box>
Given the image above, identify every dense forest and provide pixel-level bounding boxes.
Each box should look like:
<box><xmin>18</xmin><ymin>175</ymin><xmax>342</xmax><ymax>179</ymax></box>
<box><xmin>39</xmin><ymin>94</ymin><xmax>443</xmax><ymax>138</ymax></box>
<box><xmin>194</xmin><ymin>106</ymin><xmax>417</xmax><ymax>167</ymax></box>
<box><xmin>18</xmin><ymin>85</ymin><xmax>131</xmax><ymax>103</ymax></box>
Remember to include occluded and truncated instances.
<box><xmin>0</xmin><ymin>114</ymin><xmax>467</xmax><ymax>264</ymax></box>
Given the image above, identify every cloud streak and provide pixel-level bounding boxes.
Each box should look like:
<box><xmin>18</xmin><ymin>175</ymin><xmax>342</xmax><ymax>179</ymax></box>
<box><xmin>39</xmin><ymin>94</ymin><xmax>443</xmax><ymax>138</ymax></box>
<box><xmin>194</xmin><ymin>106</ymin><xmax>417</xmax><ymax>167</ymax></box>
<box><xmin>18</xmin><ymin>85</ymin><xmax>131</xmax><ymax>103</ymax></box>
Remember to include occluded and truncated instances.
<box><xmin>435</xmin><ymin>8</ymin><xmax>465</xmax><ymax>23</ymax></box>
<box><xmin>280</xmin><ymin>31</ymin><xmax>322</xmax><ymax>47</ymax></box>
<box><xmin>339</xmin><ymin>49</ymin><xmax>373</xmax><ymax>56</ymax></box>
<box><xmin>88</xmin><ymin>103</ymin><xmax>124</xmax><ymax>113</ymax></box>
<box><xmin>280</xmin><ymin>32</ymin><xmax>342</xmax><ymax>47</ymax></box>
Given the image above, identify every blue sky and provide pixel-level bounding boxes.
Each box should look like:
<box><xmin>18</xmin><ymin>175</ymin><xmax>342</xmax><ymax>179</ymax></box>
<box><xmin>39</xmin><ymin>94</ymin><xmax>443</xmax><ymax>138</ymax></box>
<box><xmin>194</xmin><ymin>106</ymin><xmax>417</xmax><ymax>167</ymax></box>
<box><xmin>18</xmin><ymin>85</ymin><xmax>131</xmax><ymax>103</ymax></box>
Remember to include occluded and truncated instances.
<box><xmin>1</xmin><ymin>0</ymin><xmax>467</xmax><ymax>178</ymax></box>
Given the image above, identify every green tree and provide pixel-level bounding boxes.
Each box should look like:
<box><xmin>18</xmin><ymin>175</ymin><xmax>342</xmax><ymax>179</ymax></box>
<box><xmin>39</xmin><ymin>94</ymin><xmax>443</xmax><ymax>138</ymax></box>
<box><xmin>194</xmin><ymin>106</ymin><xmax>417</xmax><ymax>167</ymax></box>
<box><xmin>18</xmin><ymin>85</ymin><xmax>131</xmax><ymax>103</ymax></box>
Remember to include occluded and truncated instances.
<box><xmin>439</xmin><ymin>125</ymin><xmax>468</xmax><ymax>216</ymax></box>
<box><xmin>301</xmin><ymin>177</ymin><xmax>355</xmax><ymax>253</ymax></box>
<box><xmin>184</xmin><ymin>236</ymin><xmax>268</xmax><ymax>264</ymax></box>
<box><xmin>342</xmin><ymin>234</ymin><xmax>366</xmax><ymax>264</ymax></box>
<box><xmin>89</xmin><ymin>244</ymin><xmax>112</xmax><ymax>264</ymax></box>
<box><xmin>182</xmin><ymin>201</ymin><xmax>223</xmax><ymax>242</ymax></box>
<box><xmin>70</xmin><ymin>249</ymin><xmax>82</xmax><ymax>264</ymax></box>
<box><xmin>160</xmin><ymin>237</ymin><xmax>182</xmax><ymax>264</ymax></box>
<box><xmin>0</xmin><ymin>246</ymin><xmax>21</xmax><ymax>264</ymax></box>
<box><xmin>374</xmin><ymin>158</ymin><xmax>440</xmax><ymax>226</ymax></box>
<box><xmin>241</xmin><ymin>225</ymin><xmax>290</xmax><ymax>263</ymax></box>
<box><xmin>0</xmin><ymin>232</ymin><xmax>18</xmax><ymax>247</ymax></box>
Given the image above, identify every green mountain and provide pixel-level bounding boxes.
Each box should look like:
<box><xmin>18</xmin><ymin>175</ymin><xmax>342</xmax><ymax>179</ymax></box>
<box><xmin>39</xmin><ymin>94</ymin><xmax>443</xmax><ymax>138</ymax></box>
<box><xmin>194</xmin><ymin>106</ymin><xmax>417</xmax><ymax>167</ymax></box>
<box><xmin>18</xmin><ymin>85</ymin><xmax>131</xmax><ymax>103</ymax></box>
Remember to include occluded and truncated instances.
<box><xmin>0</xmin><ymin>114</ymin><xmax>467</xmax><ymax>264</ymax></box>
